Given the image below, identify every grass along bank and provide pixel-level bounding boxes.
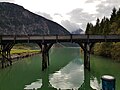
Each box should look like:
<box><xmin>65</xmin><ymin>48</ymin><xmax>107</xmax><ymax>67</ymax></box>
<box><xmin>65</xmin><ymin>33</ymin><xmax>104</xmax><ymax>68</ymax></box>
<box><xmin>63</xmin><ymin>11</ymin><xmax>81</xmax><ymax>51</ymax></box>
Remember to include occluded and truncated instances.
<box><xmin>11</xmin><ymin>49</ymin><xmax>40</xmax><ymax>55</ymax></box>
<box><xmin>9</xmin><ymin>43</ymin><xmax>41</xmax><ymax>59</ymax></box>
<box><xmin>10</xmin><ymin>49</ymin><xmax>40</xmax><ymax>59</ymax></box>
<box><xmin>0</xmin><ymin>49</ymin><xmax>40</xmax><ymax>68</ymax></box>
<box><xmin>0</xmin><ymin>44</ymin><xmax>40</xmax><ymax>68</ymax></box>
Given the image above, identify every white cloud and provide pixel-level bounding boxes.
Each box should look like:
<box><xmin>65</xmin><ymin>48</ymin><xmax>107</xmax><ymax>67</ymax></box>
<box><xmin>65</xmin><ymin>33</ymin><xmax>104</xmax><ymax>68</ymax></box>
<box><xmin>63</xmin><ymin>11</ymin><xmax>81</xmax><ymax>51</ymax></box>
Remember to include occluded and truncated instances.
<box><xmin>35</xmin><ymin>12</ymin><xmax>53</xmax><ymax>20</ymax></box>
<box><xmin>0</xmin><ymin>0</ymin><xmax>14</xmax><ymax>2</ymax></box>
<box><xmin>53</xmin><ymin>14</ymin><xmax>63</xmax><ymax>24</ymax></box>
<box><xmin>61</xmin><ymin>20</ymin><xmax>81</xmax><ymax>32</ymax></box>
<box><xmin>14</xmin><ymin>0</ymin><xmax>87</xmax><ymax>14</ymax></box>
<box><xmin>1</xmin><ymin>0</ymin><xmax>120</xmax><ymax>32</ymax></box>
<box><xmin>67</xmin><ymin>8</ymin><xmax>96</xmax><ymax>30</ymax></box>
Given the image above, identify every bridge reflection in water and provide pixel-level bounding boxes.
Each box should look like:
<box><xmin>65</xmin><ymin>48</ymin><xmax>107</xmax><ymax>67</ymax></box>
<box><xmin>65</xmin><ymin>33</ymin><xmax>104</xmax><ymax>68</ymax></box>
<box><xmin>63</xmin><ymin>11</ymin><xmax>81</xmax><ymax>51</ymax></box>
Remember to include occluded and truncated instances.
<box><xmin>24</xmin><ymin>57</ymin><xmax>99</xmax><ymax>90</ymax></box>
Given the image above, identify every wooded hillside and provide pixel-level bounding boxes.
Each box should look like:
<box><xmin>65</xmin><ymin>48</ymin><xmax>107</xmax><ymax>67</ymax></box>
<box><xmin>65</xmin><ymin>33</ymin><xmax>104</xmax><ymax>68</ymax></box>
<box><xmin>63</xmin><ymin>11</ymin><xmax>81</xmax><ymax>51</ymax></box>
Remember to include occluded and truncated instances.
<box><xmin>85</xmin><ymin>8</ymin><xmax>120</xmax><ymax>61</ymax></box>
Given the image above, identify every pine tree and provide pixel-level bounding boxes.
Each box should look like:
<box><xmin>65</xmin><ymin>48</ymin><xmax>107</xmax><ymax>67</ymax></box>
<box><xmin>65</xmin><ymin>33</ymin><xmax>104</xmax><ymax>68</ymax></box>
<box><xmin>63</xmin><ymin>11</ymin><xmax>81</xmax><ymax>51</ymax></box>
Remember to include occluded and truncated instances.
<box><xmin>85</xmin><ymin>23</ymin><xmax>90</xmax><ymax>34</ymax></box>
<box><xmin>116</xmin><ymin>8</ymin><xmax>120</xmax><ymax>29</ymax></box>
<box><xmin>110</xmin><ymin>7</ymin><xmax>117</xmax><ymax>22</ymax></box>
<box><xmin>117</xmin><ymin>8</ymin><xmax>120</xmax><ymax>16</ymax></box>
<box><xmin>100</xmin><ymin>17</ymin><xmax>106</xmax><ymax>34</ymax></box>
<box><xmin>85</xmin><ymin>7</ymin><xmax>120</xmax><ymax>61</ymax></box>
<box><xmin>94</xmin><ymin>18</ymin><xmax>100</xmax><ymax>34</ymax></box>
<box><xmin>85</xmin><ymin>23</ymin><xmax>93</xmax><ymax>34</ymax></box>
<box><xmin>103</xmin><ymin>18</ymin><xmax>110</xmax><ymax>34</ymax></box>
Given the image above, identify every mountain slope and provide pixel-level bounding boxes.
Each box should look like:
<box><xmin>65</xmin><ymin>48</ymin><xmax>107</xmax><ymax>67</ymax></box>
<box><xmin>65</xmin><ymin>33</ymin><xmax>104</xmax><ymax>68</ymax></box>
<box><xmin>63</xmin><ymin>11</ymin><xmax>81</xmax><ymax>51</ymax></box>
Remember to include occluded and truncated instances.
<box><xmin>0</xmin><ymin>2</ymin><xmax>70</xmax><ymax>35</ymax></box>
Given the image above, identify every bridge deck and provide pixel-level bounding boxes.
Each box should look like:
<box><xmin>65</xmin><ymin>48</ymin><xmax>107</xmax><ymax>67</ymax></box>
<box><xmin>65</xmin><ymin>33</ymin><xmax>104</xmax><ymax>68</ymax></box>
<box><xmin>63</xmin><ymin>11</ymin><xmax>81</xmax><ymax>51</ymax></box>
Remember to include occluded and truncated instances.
<box><xmin>0</xmin><ymin>34</ymin><xmax>120</xmax><ymax>43</ymax></box>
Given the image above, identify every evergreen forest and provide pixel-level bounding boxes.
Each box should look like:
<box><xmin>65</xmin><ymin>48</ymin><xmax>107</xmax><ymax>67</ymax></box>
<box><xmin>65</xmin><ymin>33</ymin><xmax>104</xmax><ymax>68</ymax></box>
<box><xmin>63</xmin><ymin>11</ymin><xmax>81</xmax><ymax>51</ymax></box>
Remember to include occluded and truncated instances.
<box><xmin>85</xmin><ymin>8</ymin><xmax>120</xmax><ymax>61</ymax></box>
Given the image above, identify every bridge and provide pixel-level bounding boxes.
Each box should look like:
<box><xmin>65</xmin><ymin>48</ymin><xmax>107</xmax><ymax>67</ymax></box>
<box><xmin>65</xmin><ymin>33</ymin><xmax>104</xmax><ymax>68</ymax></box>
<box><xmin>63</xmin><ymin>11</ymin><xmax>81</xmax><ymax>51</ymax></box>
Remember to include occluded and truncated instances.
<box><xmin>0</xmin><ymin>34</ymin><xmax>120</xmax><ymax>71</ymax></box>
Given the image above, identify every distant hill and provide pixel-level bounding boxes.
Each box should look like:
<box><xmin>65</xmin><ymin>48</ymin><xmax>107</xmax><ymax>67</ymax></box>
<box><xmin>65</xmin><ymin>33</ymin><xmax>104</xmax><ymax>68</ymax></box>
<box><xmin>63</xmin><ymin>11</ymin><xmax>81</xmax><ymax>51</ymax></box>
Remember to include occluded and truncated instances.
<box><xmin>0</xmin><ymin>2</ymin><xmax>70</xmax><ymax>35</ymax></box>
<box><xmin>71</xmin><ymin>28</ymin><xmax>84</xmax><ymax>34</ymax></box>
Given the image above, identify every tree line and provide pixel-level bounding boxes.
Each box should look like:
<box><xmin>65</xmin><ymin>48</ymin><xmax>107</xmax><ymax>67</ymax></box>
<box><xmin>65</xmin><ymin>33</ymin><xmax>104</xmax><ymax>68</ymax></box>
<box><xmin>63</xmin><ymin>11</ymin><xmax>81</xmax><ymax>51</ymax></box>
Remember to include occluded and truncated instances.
<box><xmin>85</xmin><ymin>7</ymin><xmax>120</xmax><ymax>61</ymax></box>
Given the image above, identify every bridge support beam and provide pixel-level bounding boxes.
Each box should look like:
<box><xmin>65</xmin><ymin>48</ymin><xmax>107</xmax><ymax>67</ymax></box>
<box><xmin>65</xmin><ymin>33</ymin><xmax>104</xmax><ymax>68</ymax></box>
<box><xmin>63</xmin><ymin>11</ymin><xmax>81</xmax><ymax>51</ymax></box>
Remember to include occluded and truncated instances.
<box><xmin>78</xmin><ymin>43</ymin><xmax>94</xmax><ymax>71</ymax></box>
<box><xmin>38</xmin><ymin>43</ymin><xmax>53</xmax><ymax>71</ymax></box>
<box><xmin>0</xmin><ymin>43</ymin><xmax>14</xmax><ymax>68</ymax></box>
<box><xmin>84</xmin><ymin>43</ymin><xmax>90</xmax><ymax>71</ymax></box>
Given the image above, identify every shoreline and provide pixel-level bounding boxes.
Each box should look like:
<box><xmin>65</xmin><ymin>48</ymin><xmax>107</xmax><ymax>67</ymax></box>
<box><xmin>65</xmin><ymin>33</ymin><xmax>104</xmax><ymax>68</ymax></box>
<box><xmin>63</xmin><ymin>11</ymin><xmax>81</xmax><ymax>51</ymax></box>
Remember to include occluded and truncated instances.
<box><xmin>0</xmin><ymin>49</ymin><xmax>41</xmax><ymax>68</ymax></box>
<box><xmin>10</xmin><ymin>49</ymin><xmax>40</xmax><ymax>60</ymax></box>
<box><xmin>11</xmin><ymin>51</ymin><xmax>40</xmax><ymax>60</ymax></box>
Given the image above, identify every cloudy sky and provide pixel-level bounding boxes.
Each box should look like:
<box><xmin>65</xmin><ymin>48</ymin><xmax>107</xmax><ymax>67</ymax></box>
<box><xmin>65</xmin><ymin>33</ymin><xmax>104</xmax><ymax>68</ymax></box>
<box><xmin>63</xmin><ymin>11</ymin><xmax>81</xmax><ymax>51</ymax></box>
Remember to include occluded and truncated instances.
<box><xmin>1</xmin><ymin>0</ymin><xmax>120</xmax><ymax>32</ymax></box>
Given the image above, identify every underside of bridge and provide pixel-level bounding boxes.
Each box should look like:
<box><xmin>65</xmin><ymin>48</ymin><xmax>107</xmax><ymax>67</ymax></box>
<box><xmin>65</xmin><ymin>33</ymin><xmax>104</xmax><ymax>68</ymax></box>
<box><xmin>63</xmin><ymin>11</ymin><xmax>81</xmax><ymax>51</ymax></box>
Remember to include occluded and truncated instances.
<box><xmin>0</xmin><ymin>41</ymin><xmax>94</xmax><ymax>71</ymax></box>
<box><xmin>0</xmin><ymin>40</ymin><xmax>54</xmax><ymax>71</ymax></box>
<box><xmin>37</xmin><ymin>41</ymin><xmax>94</xmax><ymax>71</ymax></box>
<box><xmin>0</xmin><ymin>34</ymin><xmax>119</xmax><ymax>71</ymax></box>
<box><xmin>38</xmin><ymin>42</ymin><xmax>94</xmax><ymax>71</ymax></box>
<box><xmin>0</xmin><ymin>34</ymin><xmax>97</xmax><ymax>71</ymax></box>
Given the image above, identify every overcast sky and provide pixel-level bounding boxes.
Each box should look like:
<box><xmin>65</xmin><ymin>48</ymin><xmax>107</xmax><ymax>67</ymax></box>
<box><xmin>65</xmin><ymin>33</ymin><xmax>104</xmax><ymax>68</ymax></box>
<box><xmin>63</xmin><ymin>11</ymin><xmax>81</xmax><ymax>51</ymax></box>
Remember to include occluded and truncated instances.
<box><xmin>0</xmin><ymin>0</ymin><xmax>120</xmax><ymax>32</ymax></box>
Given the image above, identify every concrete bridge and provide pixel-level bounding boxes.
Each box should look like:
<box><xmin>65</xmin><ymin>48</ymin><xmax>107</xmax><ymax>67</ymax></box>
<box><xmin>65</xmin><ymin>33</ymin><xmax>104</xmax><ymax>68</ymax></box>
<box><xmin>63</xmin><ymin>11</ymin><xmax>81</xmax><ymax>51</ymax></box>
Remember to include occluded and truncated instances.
<box><xmin>0</xmin><ymin>34</ymin><xmax>120</xmax><ymax>71</ymax></box>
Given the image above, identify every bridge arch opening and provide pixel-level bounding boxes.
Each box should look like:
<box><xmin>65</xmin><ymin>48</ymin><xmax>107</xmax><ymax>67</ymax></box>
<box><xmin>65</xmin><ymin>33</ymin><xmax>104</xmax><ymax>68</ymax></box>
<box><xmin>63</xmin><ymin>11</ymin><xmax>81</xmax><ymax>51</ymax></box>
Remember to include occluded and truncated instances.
<box><xmin>0</xmin><ymin>42</ymin><xmax>41</xmax><ymax>68</ymax></box>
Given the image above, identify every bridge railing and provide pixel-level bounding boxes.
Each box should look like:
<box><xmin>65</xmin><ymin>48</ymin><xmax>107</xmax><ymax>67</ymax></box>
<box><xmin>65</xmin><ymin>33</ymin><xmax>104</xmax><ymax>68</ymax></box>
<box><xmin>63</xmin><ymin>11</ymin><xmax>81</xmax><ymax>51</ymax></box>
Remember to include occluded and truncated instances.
<box><xmin>0</xmin><ymin>34</ymin><xmax>119</xmax><ymax>43</ymax></box>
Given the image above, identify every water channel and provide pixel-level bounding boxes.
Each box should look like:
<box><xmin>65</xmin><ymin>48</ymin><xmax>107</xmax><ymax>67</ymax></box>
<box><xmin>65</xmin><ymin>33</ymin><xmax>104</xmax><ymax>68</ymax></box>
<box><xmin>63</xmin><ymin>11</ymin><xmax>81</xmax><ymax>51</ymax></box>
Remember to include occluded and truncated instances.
<box><xmin>0</xmin><ymin>47</ymin><xmax>120</xmax><ymax>90</ymax></box>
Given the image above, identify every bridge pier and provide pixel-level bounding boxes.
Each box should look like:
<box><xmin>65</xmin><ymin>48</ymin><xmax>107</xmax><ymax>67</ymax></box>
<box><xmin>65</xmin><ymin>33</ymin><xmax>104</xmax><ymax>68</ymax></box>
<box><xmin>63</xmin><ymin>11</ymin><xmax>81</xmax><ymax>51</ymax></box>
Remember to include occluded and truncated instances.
<box><xmin>0</xmin><ymin>43</ymin><xmax>14</xmax><ymax>68</ymax></box>
<box><xmin>78</xmin><ymin>43</ymin><xmax>94</xmax><ymax>71</ymax></box>
<box><xmin>84</xmin><ymin>43</ymin><xmax>90</xmax><ymax>71</ymax></box>
<box><xmin>38</xmin><ymin>43</ymin><xmax>53</xmax><ymax>71</ymax></box>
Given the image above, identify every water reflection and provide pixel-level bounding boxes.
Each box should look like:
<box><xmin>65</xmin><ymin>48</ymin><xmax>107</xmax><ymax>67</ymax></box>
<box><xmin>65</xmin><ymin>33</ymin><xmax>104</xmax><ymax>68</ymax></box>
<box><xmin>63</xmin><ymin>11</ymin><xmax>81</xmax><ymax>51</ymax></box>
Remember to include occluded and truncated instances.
<box><xmin>0</xmin><ymin>48</ymin><xmax>120</xmax><ymax>90</ymax></box>
<box><xmin>90</xmin><ymin>77</ymin><xmax>101</xmax><ymax>90</ymax></box>
<box><xmin>24</xmin><ymin>79</ymin><xmax>42</xmax><ymax>90</ymax></box>
<box><xmin>24</xmin><ymin>56</ymin><xmax>102</xmax><ymax>90</ymax></box>
<box><xmin>24</xmin><ymin>58</ymin><xmax>84</xmax><ymax>90</ymax></box>
<box><xmin>49</xmin><ymin>58</ymin><xmax>84</xmax><ymax>90</ymax></box>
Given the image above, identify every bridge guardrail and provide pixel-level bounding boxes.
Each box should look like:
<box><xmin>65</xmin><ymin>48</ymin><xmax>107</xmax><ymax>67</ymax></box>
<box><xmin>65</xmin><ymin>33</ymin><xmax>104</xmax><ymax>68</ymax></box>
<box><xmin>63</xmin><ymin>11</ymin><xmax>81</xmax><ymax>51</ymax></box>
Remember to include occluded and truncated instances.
<box><xmin>0</xmin><ymin>34</ymin><xmax>119</xmax><ymax>43</ymax></box>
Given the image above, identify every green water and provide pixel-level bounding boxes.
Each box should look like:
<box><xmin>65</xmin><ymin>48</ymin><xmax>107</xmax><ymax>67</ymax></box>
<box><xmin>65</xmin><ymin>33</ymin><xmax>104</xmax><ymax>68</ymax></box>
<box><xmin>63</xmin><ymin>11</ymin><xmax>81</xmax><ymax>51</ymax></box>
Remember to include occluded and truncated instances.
<box><xmin>0</xmin><ymin>47</ymin><xmax>120</xmax><ymax>90</ymax></box>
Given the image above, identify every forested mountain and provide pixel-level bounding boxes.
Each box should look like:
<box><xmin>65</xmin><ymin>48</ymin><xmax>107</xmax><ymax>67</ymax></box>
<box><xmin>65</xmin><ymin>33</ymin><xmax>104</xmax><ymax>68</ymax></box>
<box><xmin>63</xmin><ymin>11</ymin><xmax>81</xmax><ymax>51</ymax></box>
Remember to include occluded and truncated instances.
<box><xmin>85</xmin><ymin>7</ymin><xmax>120</xmax><ymax>61</ymax></box>
<box><xmin>0</xmin><ymin>2</ymin><xmax>70</xmax><ymax>35</ymax></box>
